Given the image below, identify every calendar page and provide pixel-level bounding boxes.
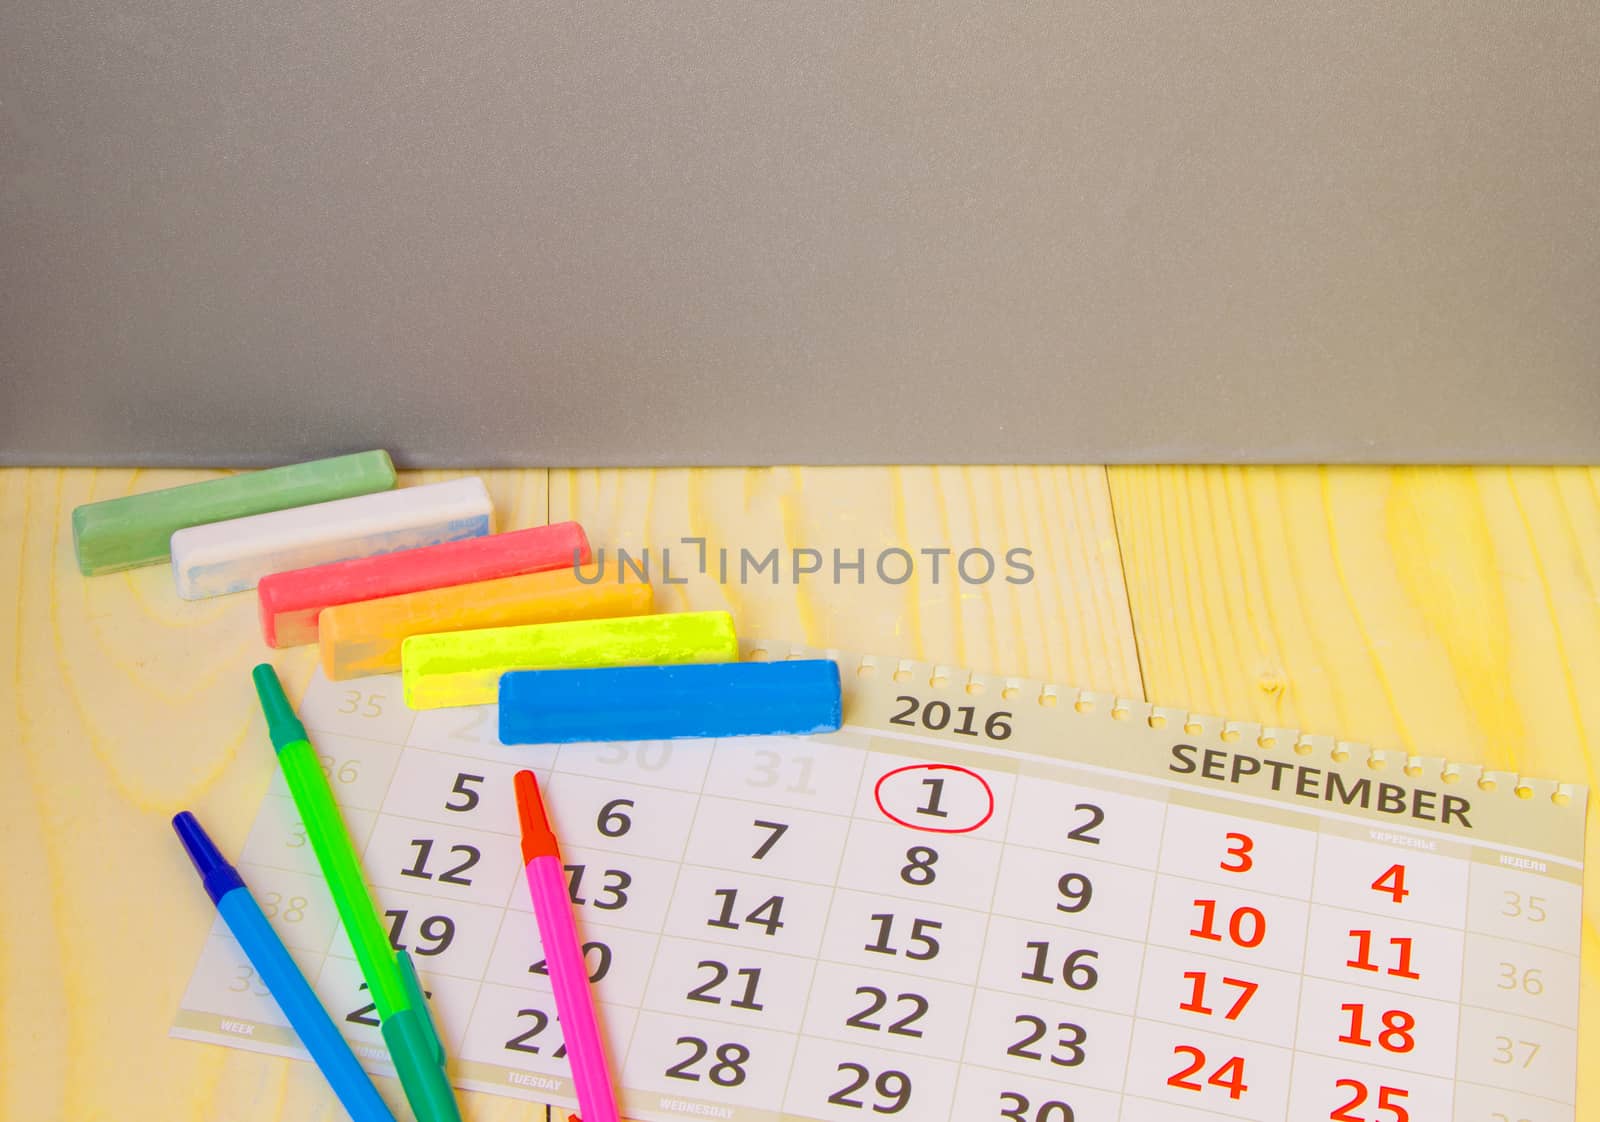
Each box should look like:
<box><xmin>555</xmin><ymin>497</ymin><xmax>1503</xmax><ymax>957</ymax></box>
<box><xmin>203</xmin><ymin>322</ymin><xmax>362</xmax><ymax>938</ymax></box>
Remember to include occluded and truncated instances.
<box><xmin>173</xmin><ymin>641</ymin><xmax>1589</xmax><ymax>1122</ymax></box>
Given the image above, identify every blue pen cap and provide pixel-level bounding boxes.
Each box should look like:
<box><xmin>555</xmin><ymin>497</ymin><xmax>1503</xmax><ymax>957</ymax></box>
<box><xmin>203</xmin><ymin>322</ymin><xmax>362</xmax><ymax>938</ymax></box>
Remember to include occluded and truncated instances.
<box><xmin>173</xmin><ymin>811</ymin><xmax>246</xmax><ymax>904</ymax></box>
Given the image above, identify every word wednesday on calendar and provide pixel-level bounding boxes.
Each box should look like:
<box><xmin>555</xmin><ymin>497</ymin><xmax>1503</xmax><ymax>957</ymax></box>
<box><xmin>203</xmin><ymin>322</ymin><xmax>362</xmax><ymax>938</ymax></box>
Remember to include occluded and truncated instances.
<box><xmin>173</xmin><ymin>642</ymin><xmax>1588</xmax><ymax>1122</ymax></box>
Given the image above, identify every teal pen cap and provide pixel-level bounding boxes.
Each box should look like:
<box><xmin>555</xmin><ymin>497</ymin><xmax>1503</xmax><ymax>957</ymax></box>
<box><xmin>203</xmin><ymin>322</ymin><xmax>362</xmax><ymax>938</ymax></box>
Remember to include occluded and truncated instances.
<box><xmin>380</xmin><ymin>950</ymin><xmax>462</xmax><ymax>1122</ymax></box>
<box><xmin>253</xmin><ymin>663</ymin><xmax>307</xmax><ymax>747</ymax></box>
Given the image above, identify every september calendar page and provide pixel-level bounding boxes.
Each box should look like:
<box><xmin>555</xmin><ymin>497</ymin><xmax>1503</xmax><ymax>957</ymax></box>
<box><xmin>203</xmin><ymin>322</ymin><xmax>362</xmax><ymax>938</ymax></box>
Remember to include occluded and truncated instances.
<box><xmin>173</xmin><ymin>643</ymin><xmax>1588</xmax><ymax>1122</ymax></box>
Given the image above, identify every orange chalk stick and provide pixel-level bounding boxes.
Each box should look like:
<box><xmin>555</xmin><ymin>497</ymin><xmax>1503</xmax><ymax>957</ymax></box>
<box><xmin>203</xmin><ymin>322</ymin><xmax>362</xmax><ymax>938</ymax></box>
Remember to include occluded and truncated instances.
<box><xmin>319</xmin><ymin>567</ymin><xmax>653</xmax><ymax>680</ymax></box>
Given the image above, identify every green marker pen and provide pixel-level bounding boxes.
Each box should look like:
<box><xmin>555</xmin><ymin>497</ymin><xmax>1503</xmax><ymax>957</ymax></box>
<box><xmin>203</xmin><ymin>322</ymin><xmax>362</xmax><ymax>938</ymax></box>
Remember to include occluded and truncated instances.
<box><xmin>253</xmin><ymin>664</ymin><xmax>463</xmax><ymax>1122</ymax></box>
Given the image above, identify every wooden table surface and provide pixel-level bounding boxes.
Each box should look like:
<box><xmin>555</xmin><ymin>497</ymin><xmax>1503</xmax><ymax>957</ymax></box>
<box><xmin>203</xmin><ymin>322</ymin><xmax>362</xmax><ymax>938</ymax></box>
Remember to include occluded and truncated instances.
<box><xmin>2</xmin><ymin>464</ymin><xmax>1595</xmax><ymax>1121</ymax></box>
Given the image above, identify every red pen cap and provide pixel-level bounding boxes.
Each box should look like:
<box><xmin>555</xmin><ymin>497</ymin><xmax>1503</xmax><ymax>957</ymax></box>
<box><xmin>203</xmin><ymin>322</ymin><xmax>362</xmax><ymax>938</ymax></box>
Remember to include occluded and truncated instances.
<box><xmin>514</xmin><ymin>769</ymin><xmax>560</xmax><ymax>864</ymax></box>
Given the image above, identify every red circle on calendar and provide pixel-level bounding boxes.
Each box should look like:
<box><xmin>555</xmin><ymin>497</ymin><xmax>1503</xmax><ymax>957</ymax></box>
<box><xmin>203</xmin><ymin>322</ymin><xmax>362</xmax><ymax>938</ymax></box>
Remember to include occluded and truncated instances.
<box><xmin>873</xmin><ymin>763</ymin><xmax>995</xmax><ymax>834</ymax></box>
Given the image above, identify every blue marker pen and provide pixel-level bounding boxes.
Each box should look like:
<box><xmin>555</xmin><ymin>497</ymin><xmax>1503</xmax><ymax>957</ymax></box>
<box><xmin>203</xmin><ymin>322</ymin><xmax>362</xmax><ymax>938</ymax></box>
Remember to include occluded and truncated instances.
<box><xmin>173</xmin><ymin>812</ymin><xmax>397</xmax><ymax>1122</ymax></box>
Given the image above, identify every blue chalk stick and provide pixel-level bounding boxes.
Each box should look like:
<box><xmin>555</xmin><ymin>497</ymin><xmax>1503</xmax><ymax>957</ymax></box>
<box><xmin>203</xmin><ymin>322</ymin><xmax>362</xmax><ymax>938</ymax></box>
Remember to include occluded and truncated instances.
<box><xmin>497</xmin><ymin>659</ymin><xmax>843</xmax><ymax>744</ymax></box>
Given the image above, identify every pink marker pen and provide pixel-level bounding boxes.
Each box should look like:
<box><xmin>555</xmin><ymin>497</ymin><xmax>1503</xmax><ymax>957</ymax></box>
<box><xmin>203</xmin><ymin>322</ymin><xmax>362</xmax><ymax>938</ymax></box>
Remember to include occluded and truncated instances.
<box><xmin>515</xmin><ymin>770</ymin><xmax>621</xmax><ymax>1122</ymax></box>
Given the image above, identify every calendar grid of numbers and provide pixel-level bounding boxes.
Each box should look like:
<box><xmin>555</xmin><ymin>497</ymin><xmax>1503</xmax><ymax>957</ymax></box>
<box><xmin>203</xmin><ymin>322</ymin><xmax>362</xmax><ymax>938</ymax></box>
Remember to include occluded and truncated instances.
<box><xmin>173</xmin><ymin>641</ymin><xmax>1589</xmax><ymax>1122</ymax></box>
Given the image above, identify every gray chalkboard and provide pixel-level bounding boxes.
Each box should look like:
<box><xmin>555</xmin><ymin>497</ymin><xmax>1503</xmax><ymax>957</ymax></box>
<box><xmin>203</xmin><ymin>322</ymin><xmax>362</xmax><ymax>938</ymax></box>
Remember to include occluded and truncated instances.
<box><xmin>3</xmin><ymin>2</ymin><xmax>1597</xmax><ymax>466</ymax></box>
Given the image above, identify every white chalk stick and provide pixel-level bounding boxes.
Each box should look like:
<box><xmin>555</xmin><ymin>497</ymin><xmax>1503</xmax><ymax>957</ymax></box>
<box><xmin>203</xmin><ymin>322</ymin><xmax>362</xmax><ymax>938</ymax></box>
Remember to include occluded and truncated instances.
<box><xmin>170</xmin><ymin>477</ymin><xmax>495</xmax><ymax>599</ymax></box>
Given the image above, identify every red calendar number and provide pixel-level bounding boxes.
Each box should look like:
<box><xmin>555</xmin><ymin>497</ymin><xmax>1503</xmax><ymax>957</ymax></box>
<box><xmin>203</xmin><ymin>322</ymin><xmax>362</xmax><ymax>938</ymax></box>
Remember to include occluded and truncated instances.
<box><xmin>1179</xmin><ymin>972</ymin><xmax>1258</xmax><ymax>1020</ymax></box>
<box><xmin>1346</xmin><ymin>931</ymin><xmax>1420</xmax><ymax>979</ymax></box>
<box><xmin>1337</xmin><ymin>1004</ymin><xmax>1416</xmax><ymax>1053</ymax></box>
<box><xmin>1190</xmin><ymin>900</ymin><xmax>1266</xmax><ymax>948</ymax></box>
<box><xmin>1221</xmin><ymin>832</ymin><xmax>1254</xmax><ymax>873</ymax></box>
<box><xmin>1167</xmin><ymin>1046</ymin><xmax>1248</xmax><ymax>1100</ymax></box>
<box><xmin>1331</xmin><ymin>1079</ymin><xmax>1410</xmax><ymax>1121</ymax></box>
<box><xmin>1371</xmin><ymin>864</ymin><xmax>1410</xmax><ymax>904</ymax></box>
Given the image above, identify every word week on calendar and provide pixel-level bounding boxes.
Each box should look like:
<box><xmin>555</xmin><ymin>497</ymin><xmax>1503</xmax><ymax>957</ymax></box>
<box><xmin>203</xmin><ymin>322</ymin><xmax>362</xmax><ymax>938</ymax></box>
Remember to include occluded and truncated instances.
<box><xmin>175</xmin><ymin>642</ymin><xmax>1588</xmax><ymax>1122</ymax></box>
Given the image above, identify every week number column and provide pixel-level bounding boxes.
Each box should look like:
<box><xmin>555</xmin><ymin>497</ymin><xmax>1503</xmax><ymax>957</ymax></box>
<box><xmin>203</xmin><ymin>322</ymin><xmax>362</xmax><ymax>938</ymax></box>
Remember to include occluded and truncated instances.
<box><xmin>1453</xmin><ymin>853</ymin><xmax>1582</xmax><ymax>1121</ymax></box>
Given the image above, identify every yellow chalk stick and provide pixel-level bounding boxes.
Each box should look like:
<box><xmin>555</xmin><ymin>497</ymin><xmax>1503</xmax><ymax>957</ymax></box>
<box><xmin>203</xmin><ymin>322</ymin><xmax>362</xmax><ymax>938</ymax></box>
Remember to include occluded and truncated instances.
<box><xmin>401</xmin><ymin>610</ymin><xmax>738</xmax><ymax>709</ymax></box>
<box><xmin>319</xmin><ymin>567</ymin><xmax>654</xmax><ymax>680</ymax></box>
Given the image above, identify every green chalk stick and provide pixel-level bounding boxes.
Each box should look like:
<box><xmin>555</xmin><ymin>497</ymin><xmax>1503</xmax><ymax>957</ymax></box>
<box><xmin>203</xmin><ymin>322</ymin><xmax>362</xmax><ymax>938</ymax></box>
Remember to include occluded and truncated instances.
<box><xmin>71</xmin><ymin>451</ymin><xmax>397</xmax><ymax>576</ymax></box>
<box><xmin>401</xmin><ymin>610</ymin><xmax>739</xmax><ymax>709</ymax></box>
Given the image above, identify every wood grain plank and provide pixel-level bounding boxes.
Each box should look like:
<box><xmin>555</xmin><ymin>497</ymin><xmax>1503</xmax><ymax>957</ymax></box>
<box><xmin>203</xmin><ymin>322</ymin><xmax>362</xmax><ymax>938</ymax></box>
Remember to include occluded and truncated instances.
<box><xmin>550</xmin><ymin>465</ymin><xmax>1143</xmax><ymax>696</ymax></box>
<box><xmin>1107</xmin><ymin>463</ymin><xmax>1600</xmax><ymax>1114</ymax></box>
<box><xmin>0</xmin><ymin>466</ymin><xmax>550</xmax><ymax>1122</ymax></box>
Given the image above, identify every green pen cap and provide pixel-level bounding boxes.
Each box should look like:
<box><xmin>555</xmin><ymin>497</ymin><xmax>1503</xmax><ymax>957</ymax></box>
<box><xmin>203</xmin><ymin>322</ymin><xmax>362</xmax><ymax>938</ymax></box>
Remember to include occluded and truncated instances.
<box><xmin>252</xmin><ymin>664</ymin><xmax>308</xmax><ymax>747</ymax></box>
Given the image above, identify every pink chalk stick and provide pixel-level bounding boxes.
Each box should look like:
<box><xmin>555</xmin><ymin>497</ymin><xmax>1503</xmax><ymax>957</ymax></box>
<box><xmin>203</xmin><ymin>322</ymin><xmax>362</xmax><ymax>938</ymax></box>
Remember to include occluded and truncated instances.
<box><xmin>257</xmin><ymin>521</ymin><xmax>590</xmax><ymax>647</ymax></box>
